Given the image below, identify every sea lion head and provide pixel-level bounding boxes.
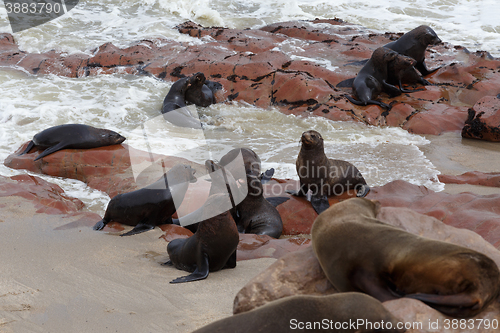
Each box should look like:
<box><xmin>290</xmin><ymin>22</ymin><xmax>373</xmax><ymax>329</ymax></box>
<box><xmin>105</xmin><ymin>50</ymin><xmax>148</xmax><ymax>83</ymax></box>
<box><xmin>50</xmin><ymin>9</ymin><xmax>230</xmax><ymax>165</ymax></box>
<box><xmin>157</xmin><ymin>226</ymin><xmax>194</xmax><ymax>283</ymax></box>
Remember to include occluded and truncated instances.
<box><xmin>300</xmin><ymin>130</ymin><xmax>323</xmax><ymax>150</ymax></box>
<box><xmin>101</xmin><ymin>129</ymin><xmax>126</xmax><ymax>145</ymax></box>
<box><xmin>417</xmin><ymin>25</ymin><xmax>442</xmax><ymax>45</ymax></box>
<box><xmin>168</xmin><ymin>164</ymin><xmax>197</xmax><ymax>184</ymax></box>
<box><xmin>189</xmin><ymin>72</ymin><xmax>206</xmax><ymax>88</ymax></box>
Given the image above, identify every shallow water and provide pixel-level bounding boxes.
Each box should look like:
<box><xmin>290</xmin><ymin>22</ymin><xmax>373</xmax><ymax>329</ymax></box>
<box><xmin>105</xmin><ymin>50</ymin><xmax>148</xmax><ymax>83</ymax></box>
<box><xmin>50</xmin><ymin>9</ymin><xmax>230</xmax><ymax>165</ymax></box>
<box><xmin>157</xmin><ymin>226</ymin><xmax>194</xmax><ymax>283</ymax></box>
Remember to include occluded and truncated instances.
<box><xmin>1</xmin><ymin>0</ymin><xmax>496</xmax><ymax>213</ymax></box>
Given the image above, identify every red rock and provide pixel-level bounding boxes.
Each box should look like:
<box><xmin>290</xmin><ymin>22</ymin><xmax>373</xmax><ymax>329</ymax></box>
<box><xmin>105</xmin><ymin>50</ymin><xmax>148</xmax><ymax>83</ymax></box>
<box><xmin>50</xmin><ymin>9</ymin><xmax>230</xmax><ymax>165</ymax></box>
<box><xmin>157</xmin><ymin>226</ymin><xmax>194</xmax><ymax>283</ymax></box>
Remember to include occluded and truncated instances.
<box><xmin>439</xmin><ymin>171</ymin><xmax>500</xmax><ymax>187</ymax></box>
<box><xmin>159</xmin><ymin>224</ymin><xmax>194</xmax><ymax>242</ymax></box>
<box><xmin>0</xmin><ymin>174</ymin><xmax>84</xmax><ymax>214</ymax></box>
<box><xmin>462</xmin><ymin>96</ymin><xmax>500</xmax><ymax>141</ymax></box>
<box><xmin>237</xmin><ymin>234</ymin><xmax>310</xmax><ymax>261</ymax></box>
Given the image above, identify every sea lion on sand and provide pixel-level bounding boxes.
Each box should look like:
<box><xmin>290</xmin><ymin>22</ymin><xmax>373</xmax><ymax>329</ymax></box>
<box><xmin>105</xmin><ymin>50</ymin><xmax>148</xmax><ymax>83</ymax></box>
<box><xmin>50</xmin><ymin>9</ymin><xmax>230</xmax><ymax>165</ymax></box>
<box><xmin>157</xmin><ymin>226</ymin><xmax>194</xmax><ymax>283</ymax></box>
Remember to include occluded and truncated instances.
<box><xmin>19</xmin><ymin>124</ymin><xmax>126</xmax><ymax>161</ymax></box>
<box><xmin>385</xmin><ymin>25</ymin><xmax>442</xmax><ymax>83</ymax></box>
<box><xmin>184</xmin><ymin>72</ymin><xmax>215</xmax><ymax>107</ymax></box>
<box><xmin>312</xmin><ymin>198</ymin><xmax>500</xmax><ymax>318</ymax></box>
<box><xmin>289</xmin><ymin>130</ymin><xmax>369</xmax><ymax>214</ymax></box>
<box><xmin>161</xmin><ymin>75</ymin><xmax>203</xmax><ymax>129</ymax></box>
<box><xmin>345</xmin><ymin>47</ymin><xmax>408</xmax><ymax>109</ymax></box>
<box><xmin>232</xmin><ymin>174</ymin><xmax>283</xmax><ymax>238</ymax></box>
<box><xmin>193</xmin><ymin>292</ymin><xmax>406</xmax><ymax>333</ymax></box>
<box><xmin>163</xmin><ymin>192</ymin><xmax>239</xmax><ymax>283</ymax></box>
<box><xmin>93</xmin><ymin>164</ymin><xmax>197</xmax><ymax>236</ymax></box>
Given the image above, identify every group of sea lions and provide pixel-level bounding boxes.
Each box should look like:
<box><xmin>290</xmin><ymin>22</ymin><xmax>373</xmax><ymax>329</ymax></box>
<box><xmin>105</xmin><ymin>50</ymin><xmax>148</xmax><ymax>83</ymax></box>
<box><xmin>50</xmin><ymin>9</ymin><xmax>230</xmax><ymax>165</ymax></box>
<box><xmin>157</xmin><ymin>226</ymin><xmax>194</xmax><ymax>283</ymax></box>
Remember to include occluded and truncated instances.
<box><xmin>12</xmin><ymin>23</ymin><xmax>500</xmax><ymax>330</ymax></box>
<box><xmin>346</xmin><ymin>25</ymin><xmax>442</xmax><ymax>109</ymax></box>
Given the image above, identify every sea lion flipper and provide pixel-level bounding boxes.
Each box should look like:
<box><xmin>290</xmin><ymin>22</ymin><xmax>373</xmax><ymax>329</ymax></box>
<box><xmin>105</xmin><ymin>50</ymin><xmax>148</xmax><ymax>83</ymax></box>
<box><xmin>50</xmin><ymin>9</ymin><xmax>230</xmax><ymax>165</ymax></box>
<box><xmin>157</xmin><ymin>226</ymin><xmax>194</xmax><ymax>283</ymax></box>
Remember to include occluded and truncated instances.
<box><xmin>406</xmin><ymin>292</ymin><xmax>480</xmax><ymax>309</ymax></box>
<box><xmin>34</xmin><ymin>142</ymin><xmax>66</xmax><ymax>161</ymax></box>
<box><xmin>310</xmin><ymin>194</ymin><xmax>330</xmax><ymax>215</ymax></box>
<box><xmin>286</xmin><ymin>183</ymin><xmax>307</xmax><ymax>197</ymax></box>
<box><xmin>161</xmin><ymin>260</ymin><xmax>173</xmax><ymax>266</ymax></box>
<box><xmin>170</xmin><ymin>252</ymin><xmax>209</xmax><ymax>284</ymax></box>
<box><xmin>92</xmin><ymin>219</ymin><xmax>107</xmax><ymax>231</ymax></box>
<box><xmin>259</xmin><ymin>168</ymin><xmax>275</xmax><ymax>184</ymax></box>
<box><xmin>265</xmin><ymin>196</ymin><xmax>290</xmax><ymax>207</ymax></box>
<box><xmin>224</xmin><ymin>250</ymin><xmax>237</xmax><ymax>269</ymax></box>
<box><xmin>120</xmin><ymin>223</ymin><xmax>155</xmax><ymax>236</ymax></box>
<box><xmin>19</xmin><ymin>140</ymin><xmax>35</xmax><ymax>155</ymax></box>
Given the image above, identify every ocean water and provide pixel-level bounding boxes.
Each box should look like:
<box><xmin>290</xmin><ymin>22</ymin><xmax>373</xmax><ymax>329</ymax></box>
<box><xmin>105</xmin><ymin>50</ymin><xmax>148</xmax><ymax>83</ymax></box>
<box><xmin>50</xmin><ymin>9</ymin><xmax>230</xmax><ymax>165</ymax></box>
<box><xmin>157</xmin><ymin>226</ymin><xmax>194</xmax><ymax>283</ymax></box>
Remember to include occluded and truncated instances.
<box><xmin>0</xmin><ymin>0</ymin><xmax>498</xmax><ymax>213</ymax></box>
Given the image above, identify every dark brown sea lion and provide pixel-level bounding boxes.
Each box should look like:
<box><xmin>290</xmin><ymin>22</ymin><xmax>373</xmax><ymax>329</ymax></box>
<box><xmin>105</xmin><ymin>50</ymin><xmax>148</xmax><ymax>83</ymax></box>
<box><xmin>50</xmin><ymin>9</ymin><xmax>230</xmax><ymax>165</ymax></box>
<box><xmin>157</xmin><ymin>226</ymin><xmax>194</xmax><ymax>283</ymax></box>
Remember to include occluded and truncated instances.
<box><xmin>161</xmin><ymin>75</ymin><xmax>203</xmax><ymax>129</ymax></box>
<box><xmin>19</xmin><ymin>124</ymin><xmax>126</xmax><ymax>161</ymax></box>
<box><xmin>93</xmin><ymin>164</ymin><xmax>197</xmax><ymax>236</ymax></box>
<box><xmin>232</xmin><ymin>174</ymin><xmax>283</xmax><ymax>238</ymax></box>
<box><xmin>193</xmin><ymin>292</ymin><xmax>406</xmax><ymax>333</ymax></box>
<box><xmin>385</xmin><ymin>25</ymin><xmax>442</xmax><ymax>83</ymax></box>
<box><xmin>163</xmin><ymin>192</ymin><xmax>239</xmax><ymax>283</ymax></box>
<box><xmin>386</xmin><ymin>52</ymin><xmax>422</xmax><ymax>94</ymax></box>
<box><xmin>312</xmin><ymin>198</ymin><xmax>500</xmax><ymax>318</ymax></box>
<box><xmin>184</xmin><ymin>72</ymin><xmax>215</xmax><ymax>107</ymax></box>
<box><xmin>289</xmin><ymin>130</ymin><xmax>369</xmax><ymax>214</ymax></box>
<box><xmin>345</xmin><ymin>47</ymin><xmax>405</xmax><ymax>109</ymax></box>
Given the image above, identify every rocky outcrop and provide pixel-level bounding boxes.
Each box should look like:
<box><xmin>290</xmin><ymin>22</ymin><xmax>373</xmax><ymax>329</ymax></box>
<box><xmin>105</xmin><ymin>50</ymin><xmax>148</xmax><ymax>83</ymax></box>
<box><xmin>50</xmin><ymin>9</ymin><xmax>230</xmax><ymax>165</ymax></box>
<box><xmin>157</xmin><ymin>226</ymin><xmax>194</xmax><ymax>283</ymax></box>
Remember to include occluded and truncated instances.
<box><xmin>462</xmin><ymin>95</ymin><xmax>500</xmax><ymax>141</ymax></box>
<box><xmin>439</xmin><ymin>171</ymin><xmax>500</xmax><ymax>187</ymax></box>
<box><xmin>1</xmin><ymin>19</ymin><xmax>499</xmax><ymax>135</ymax></box>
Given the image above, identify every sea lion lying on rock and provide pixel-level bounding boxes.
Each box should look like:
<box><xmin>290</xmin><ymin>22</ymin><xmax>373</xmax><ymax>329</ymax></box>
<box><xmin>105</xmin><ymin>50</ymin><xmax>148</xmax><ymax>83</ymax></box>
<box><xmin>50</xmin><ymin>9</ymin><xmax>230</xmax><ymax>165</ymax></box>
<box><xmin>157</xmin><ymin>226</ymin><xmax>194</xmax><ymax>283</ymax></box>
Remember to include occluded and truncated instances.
<box><xmin>312</xmin><ymin>198</ymin><xmax>500</xmax><ymax>318</ymax></box>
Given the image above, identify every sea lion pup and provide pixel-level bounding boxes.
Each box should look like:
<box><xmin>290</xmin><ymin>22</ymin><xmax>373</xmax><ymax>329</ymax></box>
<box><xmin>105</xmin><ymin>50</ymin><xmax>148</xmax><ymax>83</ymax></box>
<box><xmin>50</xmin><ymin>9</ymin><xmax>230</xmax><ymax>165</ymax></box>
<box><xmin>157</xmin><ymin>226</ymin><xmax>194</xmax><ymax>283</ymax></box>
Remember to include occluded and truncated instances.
<box><xmin>312</xmin><ymin>198</ymin><xmax>500</xmax><ymax>318</ymax></box>
<box><xmin>345</xmin><ymin>47</ymin><xmax>404</xmax><ymax>109</ymax></box>
<box><xmin>161</xmin><ymin>75</ymin><xmax>203</xmax><ymax>129</ymax></box>
<box><xmin>385</xmin><ymin>25</ymin><xmax>442</xmax><ymax>83</ymax></box>
<box><xmin>193</xmin><ymin>292</ymin><xmax>406</xmax><ymax>333</ymax></box>
<box><xmin>232</xmin><ymin>174</ymin><xmax>283</xmax><ymax>238</ymax></box>
<box><xmin>93</xmin><ymin>164</ymin><xmax>197</xmax><ymax>236</ymax></box>
<box><xmin>386</xmin><ymin>51</ymin><xmax>423</xmax><ymax>94</ymax></box>
<box><xmin>19</xmin><ymin>124</ymin><xmax>126</xmax><ymax>161</ymax></box>
<box><xmin>289</xmin><ymin>130</ymin><xmax>369</xmax><ymax>214</ymax></box>
<box><xmin>163</xmin><ymin>192</ymin><xmax>239</xmax><ymax>283</ymax></box>
<box><xmin>184</xmin><ymin>72</ymin><xmax>215</xmax><ymax>107</ymax></box>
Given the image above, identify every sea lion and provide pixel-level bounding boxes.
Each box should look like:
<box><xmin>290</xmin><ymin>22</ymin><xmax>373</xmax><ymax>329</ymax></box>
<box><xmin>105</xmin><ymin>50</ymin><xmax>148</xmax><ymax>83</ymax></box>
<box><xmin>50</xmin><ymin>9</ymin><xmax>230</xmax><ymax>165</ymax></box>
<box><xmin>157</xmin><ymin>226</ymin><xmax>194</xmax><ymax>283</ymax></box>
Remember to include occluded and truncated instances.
<box><xmin>232</xmin><ymin>174</ymin><xmax>283</xmax><ymax>238</ymax></box>
<box><xmin>193</xmin><ymin>292</ymin><xmax>406</xmax><ymax>333</ymax></box>
<box><xmin>312</xmin><ymin>198</ymin><xmax>500</xmax><ymax>318</ymax></box>
<box><xmin>163</xmin><ymin>192</ymin><xmax>239</xmax><ymax>283</ymax></box>
<box><xmin>386</xmin><ymin>52</ymin><xmax>422</xmax><ymax>94</ymax></box>
<box><xmin>345</xmin><ymin>47</ymin><xmax>405</xmax><ymax>109</ymax></box>
<box><xmin>19</xmin><ymin>124</ymin><xmax>126</xmax><ymax>161</ymax></box>
<box><xmin>184</xmin><ymin>72</ymin><xmax>215</xmax><ymax>107</ymax></box>
<box><xmin>93</xmin><ymin>164</ymin><xmax>197</xmax><ymax>236</ymax></box>
<box><xmin>385</xmin><ymin>25</ymin><xmax>442</xmax><ymax>82</ymax></box>
<box><xmin>290</xmin><ymin>130</ymin><xmax>369</xmax><ymax>214</ymax></box>
<box><xmin>161</xmin><ymin>75</ymin><xmax>203</xmax><ymax>129</ymax></box>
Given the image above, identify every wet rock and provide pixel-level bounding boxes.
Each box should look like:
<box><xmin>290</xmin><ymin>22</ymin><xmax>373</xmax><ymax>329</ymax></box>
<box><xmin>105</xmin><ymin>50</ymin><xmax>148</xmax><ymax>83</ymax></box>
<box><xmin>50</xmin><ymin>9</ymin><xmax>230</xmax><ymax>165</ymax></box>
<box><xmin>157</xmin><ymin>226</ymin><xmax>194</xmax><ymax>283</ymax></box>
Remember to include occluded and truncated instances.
<box><xmin>439</xmin><ymin>171</ymin><xmax>500</xmax><ymax>187</ymax></box>
<box><xmin>462</xmin><ymin>96</ymin><xmax>500</xmax><ymax>141</ymax></box>
<box><xmin>0</xmin><ymin>174</ymin><xmax>84</xmax><ymax>214</ymax></box>
<box><xmin>233</xmin><ymin>205</ymin><xmax>500</xmax><ymax>325</ymax></box>
<box><xmin>0</xmin><ymin>20</ymin><xmax>498</xmax><ymax>135</ymax></box>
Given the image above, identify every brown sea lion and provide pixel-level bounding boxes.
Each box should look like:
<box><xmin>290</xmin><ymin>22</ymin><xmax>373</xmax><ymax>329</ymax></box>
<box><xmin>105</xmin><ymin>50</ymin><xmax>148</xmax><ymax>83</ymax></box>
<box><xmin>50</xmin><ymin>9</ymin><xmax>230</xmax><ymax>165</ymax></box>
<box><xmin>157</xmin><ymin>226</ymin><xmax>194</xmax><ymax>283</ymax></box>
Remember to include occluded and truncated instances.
<box><xmin>184</xmin><ymin>72</ymin><xmax>215</xmax><ymax>107</ymax></box>
<box><xmin>163</xmin><ymin>192</ymin><xmax>239</xmax><ymax>283</ymax></box>
<box><xmin>386</xmin><ymin>51</ymin><xmax>422</xmax><ymax>94</ymax></box>
<box><xmin>193</xmin><ymin>292</ymin><xmax>406</xmax><ymax>333</ymax></box>
<box><xmin>345</xmin><ymin>47</ymin><xmax>404</xmax><ymax>109</ymax></box>
<box><xmin>385</xmin><ymin>25</ymin><xmax>442</xmax><ymax>84</ymax></box>
<box><xmin>93</xmin><ymin>164</ymin><xmax>197</xmax><ymax>236</ymax></box>
<box><xmin>232</xmin><ymin>174</ymin><xmax>283</xmax><ymax>238</ymax></box>
<box><xmin>19</xmin><ymin>124</ymin><xmax>126</xmax><ymax>161</ymax></box>
<box><xmin>161</xmin><ymin>75</ymin><xmax>203</xmax><ymax>129</ymax></box>
<box><xmin>289</xmin><ymin>130</ymin><xmax>369</xmax><ymax>214</ymax></box>
<box><xmin>312</xmin><ymin>198</ymin><xmax>500</xmax><ymax>318</ymax></box>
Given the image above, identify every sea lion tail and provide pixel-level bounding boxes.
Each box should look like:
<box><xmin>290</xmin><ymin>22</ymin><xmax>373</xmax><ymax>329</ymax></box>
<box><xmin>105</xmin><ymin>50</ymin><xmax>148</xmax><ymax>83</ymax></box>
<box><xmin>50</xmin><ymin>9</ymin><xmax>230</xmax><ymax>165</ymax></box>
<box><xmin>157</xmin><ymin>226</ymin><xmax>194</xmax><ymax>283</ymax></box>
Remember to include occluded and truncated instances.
<box><xmin>92</xmin><ymin>219</ymin><xmax>107</xmax><ymax>231</ymax></box>
<box><xmin>19</xmin><ymin>140</ymin><xmax>34</xmax><ymax>155</ymax></box>
<box><xmin>356</xmin><ymin>184</ymin><xmax>370</xmax><ymax>198</ymax></box>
